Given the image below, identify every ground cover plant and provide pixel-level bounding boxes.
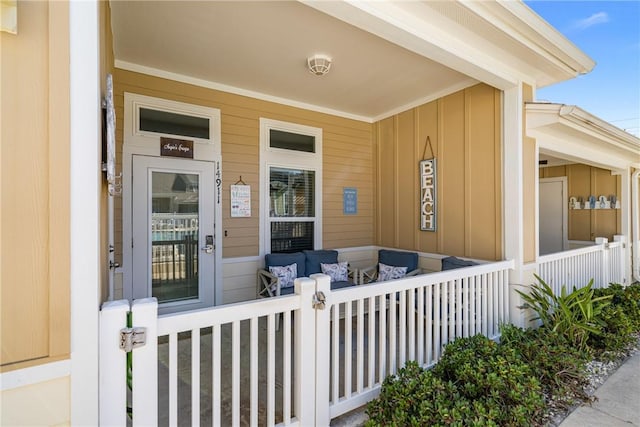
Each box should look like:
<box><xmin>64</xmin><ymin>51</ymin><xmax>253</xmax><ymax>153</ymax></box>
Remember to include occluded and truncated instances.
<box><xmin>365</xmin><ymin>282</ymin><xmax>640</xmax><ymax>427</ymax></box>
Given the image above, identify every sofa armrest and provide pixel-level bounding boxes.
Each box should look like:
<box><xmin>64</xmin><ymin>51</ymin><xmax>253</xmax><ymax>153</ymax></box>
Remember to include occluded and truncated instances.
<box><xmin>257</xmin><ymin>269</ymin><xmax>280</xmax><ymax>298</ymax></box>
<box><xmin>347</xmin><ymin>265</ymin><xmax>359</xmax><ymax>284</ymax></box>
<box><xmin>407</xmin><ymin>268</ymin><xmax>421</xmax><ymax>277</ymax></box>
<box><xmin>358</xmin><ymin>264</ymin><xmax>378</xmax><ymax>285</ymax></box>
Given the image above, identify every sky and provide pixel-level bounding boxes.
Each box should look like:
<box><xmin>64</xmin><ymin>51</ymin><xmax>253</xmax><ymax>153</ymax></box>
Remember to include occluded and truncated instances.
<box><xmin>525</xmin><ymin>1</ymin><xmax>640</xmax><ymax>138</ymax></box>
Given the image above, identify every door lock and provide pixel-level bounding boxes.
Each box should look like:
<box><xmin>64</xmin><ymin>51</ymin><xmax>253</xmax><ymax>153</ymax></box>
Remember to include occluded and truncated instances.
<box><xmin>201</xmin><ymin>235</ymin><xmax>214</xmax><ymax>254</ymax></box>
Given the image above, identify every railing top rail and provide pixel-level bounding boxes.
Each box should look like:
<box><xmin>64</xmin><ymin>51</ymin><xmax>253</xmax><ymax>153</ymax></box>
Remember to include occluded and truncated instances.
<box><xmin>538</xmin><ymin>243</ymin><xmax>604</xmax><ymax>263</ymax></box>
<box><xmin>328</xmin><ymin>259</ymin><xmax>514</xmax><ymax>305</ymax></box>
<box><xmin>157</xmin><ymin>293</ymin><xmax>300</xmax><ymax>335</ymax></box>
<box><xmin>608</xmin><ymin>241</ymin><xmax>623</xmax><ymax>249</ymax></box>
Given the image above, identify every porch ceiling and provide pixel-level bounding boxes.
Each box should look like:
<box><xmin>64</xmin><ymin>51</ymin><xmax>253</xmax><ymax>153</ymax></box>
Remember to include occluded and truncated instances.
<box><xmin>110</xmin><ymin>1</ymin><xmax>594</xmax><ymax>122</ymax></box>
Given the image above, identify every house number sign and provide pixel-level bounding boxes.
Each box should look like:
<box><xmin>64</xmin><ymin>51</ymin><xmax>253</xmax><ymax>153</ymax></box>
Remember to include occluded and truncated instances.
<box><xmin>420</xmin><ymin>158</ymin><xmax>436</xmax><ymax>231</ymax></box>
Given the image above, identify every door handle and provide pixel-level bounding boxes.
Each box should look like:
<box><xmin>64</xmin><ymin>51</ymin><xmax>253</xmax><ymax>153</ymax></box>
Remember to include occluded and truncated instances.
<box><xmin>201</xmin><ymin>235</ymin><xmax>214</xmax><ymax>254</ymax></box>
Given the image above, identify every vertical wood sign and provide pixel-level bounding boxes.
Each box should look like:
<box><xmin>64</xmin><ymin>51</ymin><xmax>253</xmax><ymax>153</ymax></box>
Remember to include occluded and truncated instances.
<box><xmin>420</xmin><ymin>137</ymin><xmax>436</xmax><ymax>231</ymax></box>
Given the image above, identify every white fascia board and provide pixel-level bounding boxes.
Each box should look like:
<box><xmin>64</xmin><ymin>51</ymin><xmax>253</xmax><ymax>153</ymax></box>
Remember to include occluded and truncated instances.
<box><xmin>301</xmin><ymin>0</ymin><xmax>522</xmax><ymax>90</ymax></box>
<box><xmin>558</xmin><ymin>105</ymin><xmax>640</xmax><ymax>153</ymax></box>
<box><xmin>484</xmin><ymin>1</ymin><xmax>594</xmax><ymax>76</ymax></box>
<box><xmin>527</xmin><ymin>103</ymin><xmax>640</xmax><ymax>159</ymax></box>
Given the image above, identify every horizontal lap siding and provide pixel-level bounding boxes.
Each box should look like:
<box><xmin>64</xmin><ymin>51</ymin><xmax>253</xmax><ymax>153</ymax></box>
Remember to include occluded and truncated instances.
<box><xmin>113</xmin><ymin>69</ymin><xmax>374</xmax><ymax>261</ymax></box>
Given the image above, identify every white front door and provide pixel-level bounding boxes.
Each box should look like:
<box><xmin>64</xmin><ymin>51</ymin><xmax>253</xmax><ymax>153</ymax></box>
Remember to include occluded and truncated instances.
<box><xmin>132</xmin><ymin>155</ymin><xmax>216</xmax><ymax>313</ymax></box>
<box><xmin>539</xmin><ymin>177</ymin><xmax>568</xmax><ymax>255</ymax></box>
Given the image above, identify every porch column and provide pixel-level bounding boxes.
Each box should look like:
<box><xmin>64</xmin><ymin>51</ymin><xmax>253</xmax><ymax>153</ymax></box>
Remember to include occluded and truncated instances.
<box><xmin>69</xmin><ymin>0</ymin><xmax>101</xmax><ymax>424</ymax></box>
<box><xmin>503</xmin><ymin>84</ymin><xmax>532</xmax><ymax>328</ymax></box>
<box><xmin>618</xmin><ymin>167</ymin><xmax>632</xmax><ymax>284</ymax></box>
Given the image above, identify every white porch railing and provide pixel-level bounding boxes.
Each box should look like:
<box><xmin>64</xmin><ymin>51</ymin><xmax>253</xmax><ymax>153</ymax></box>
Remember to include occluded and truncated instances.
<box><xmin>538</xmin><ymin>235</ymin><xmax>626</xmax><ymax>295</ymax></box>
<box><xmin>99</xmin><ymin>260</ymin><xmax>513</xmax><ymax>426</ymax></box>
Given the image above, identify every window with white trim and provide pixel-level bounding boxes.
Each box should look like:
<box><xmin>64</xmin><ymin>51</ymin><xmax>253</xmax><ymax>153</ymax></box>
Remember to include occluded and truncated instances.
<box><xmin>260</xmin><ymin>119</ymin><xmax>322</xmax><ymax>254</ymax></box>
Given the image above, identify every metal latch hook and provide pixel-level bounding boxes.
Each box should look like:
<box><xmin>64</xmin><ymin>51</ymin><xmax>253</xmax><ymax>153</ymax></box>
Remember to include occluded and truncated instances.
<box><xmin>312</xmin><ymin>291</ymin><xmax>326</xmax><ymax>310</ymax></box>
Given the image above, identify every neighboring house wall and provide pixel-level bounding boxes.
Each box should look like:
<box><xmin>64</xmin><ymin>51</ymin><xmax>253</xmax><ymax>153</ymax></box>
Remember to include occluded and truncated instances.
<box><xmin>540</xmin><ymin>164</ymin><xmax>622</xmax><ymax>241</ymax></box>
<box><xmin>374</xmin><ymin>84</ymin><xmax>503</xmax><ymax>261</ymax></box>
<box><xmin>112</xmin><ymin>69</ymin><xmax>375</xmax><ymax>261</ymax></box>
<box><xmin>1</xmin><ymin>1</ymin><xmax>71</xmax><ymax>425</ymax></box>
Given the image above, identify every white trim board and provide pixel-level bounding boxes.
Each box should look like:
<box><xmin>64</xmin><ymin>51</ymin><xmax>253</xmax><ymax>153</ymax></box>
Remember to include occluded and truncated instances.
<box><xmin>0</xmin><ymin>360</ymin><xmax>71</xmax><ymax>391</ymax></box>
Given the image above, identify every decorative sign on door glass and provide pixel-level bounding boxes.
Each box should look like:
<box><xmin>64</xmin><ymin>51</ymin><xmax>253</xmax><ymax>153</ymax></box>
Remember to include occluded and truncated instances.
<box><xmin>343</xmin><ymin>187</ymin><xmax>357</xmax><ymax>215</ymax></box>
<box><xmin>420</xmin><ymin>159</ymin><xmax>436</xmax><ymax>231</ymax></box>
<box><xmin>160</xmin><ymin>137</ymin><xmax>194</xmax><ymax>158</ymax></box>
<box><xmin>230</xmin><ymin>185</ymin><xmax>251</xmax><ymax>217</ymax></box>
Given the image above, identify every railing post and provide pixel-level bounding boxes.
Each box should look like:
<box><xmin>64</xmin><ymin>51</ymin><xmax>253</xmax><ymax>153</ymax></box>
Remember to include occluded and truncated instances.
<box><xmin>614</xmin><ymin>235</ymin><xmax>627</xmax><ymax>285</ymax></box>
<box><xmin>294</xmin><ymin>278</ymin><xmax>317</xmax><ymax>426</ymax></box>
<box><xmin>99</xmin><ymin>299</ymin><xmax>130</xmax><ymax>426</ymax></box>
<box><xmin>131</xmin><ymin>298</ymin><xmax>158</xmax><ymax>426</ymax></box>
<box><xmin>311</xmin><ymin>274</ymin><xmax>332</xmax><ymax>426</ymax></box>
<box><xmin>595</xmin><ymin>237</ymin><xmax>609</xmax><ymax>288</ymax></box>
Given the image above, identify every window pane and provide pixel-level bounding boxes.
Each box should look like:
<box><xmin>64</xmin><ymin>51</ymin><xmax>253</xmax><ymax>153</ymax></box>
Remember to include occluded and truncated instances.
<box><xmin>140</xmin><ymin>107</ymin><xmax>210</xmax><ymax>139</ymax></box>
<box><xmin>270</xmin><ymin>168</ymin><xmax>315</xmax><ymax>217</ymax></box>
<box><xmin>271</xmin><ymin>222</ymin><xmax>314</xmax><ymax>253</ymax></box>
<box><xmin>270</xmin><ymin>129</ymin><xmax>315</xmax><ymax>153</ymax></box>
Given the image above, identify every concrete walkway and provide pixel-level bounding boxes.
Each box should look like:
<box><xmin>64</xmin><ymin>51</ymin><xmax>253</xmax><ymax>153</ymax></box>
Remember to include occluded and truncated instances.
<box><xmin>559</xmin><ymin>350</ymin><xmax>640</xmax><ymax>427</ymax></box>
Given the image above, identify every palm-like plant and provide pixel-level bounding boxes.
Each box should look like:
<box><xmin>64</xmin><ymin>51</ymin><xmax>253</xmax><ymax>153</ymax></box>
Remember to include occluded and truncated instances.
<box><xmin>517</xmin><ymin>275</ymin><xmax>612</xmax><ymax>350</ymax></box>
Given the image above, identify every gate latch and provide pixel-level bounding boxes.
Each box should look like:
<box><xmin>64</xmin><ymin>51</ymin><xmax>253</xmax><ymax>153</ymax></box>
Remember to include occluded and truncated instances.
<box><xmin>119</xmin><ymin>327</ymin><xmax>147</xmax><ymax>352</ymax></box>
<box><xmin>312</xmin><ymin>291</ymin><xmax>326</xmax><ymax>310</ymax></box>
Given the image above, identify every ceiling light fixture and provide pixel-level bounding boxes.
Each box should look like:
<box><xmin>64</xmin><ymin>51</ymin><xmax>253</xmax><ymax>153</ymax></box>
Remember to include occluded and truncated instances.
<box><xmin>307</xmin><ymin>54</ymin><xmax>332</xmax><ymax>76</ymax></box>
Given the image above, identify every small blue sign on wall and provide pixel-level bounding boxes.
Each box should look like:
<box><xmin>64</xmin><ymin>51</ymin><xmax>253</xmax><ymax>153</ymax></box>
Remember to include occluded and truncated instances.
<box><xmin>343</xmin><ymin>187</ymin><xmax>358</xmax><ymax>215</ymax></box>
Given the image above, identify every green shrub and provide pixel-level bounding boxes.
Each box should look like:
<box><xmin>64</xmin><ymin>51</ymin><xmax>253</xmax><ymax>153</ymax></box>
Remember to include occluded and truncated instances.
<box><xmin>500</xmin><ymin>324</ymin><xmax>591</xmax><ymax>409</ymax></box>
<box><xmin>588</xmin><ymin>283</ymin><xmax>640</xmax><ymax>357</ymax></box>
<box><xmin>517</xmin><ymin>275</ymin><xmax>612</xmax><ymax>350</ymax></box>
<box><xmin>594</xmin><ymin>283</ymin><xmax>640</xmax><ymax>332</ymax></box>
<box><xmin>366</xmin><ymin>335</ymin><xmax>545</xmax><ymax>426</ymax></box>
<box><xmin>365</xmin><ymin>362</ymin><xmax>461</xmax><ymax>427</ymax></box>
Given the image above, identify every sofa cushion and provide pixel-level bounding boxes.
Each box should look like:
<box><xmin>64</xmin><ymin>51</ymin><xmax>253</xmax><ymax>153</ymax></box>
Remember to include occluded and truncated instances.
<box><xmin>265</xmin><ymin>252</ymin><xmax>306</xmax><ymax>277</ymax></box>
<box><xmin>330</xmin><ymin>281</ymin><xmax>354</xmax><ymax>290</ymax></box>
<box><xmin>441</xmin><ymin>256</ymin><xmax>478</xmax><ymax>271</ymax></box>
<box><xmin>378</xmin><ymin>249</ymin><xmax>418</xmax><ymax>272</ymax></box>
<box><xmin>303</xmin><ymin>249</ymin><xmax>339</xmax><ymax>275</ymax></box>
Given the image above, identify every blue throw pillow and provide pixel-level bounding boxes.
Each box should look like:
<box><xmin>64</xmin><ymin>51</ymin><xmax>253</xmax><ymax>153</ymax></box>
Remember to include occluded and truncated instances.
<box><xmin>265</xmin><ymin>252</ymin><xmax>306</xmax><ymax>277</ymax></box>
<box><xmin>303</xmin><ymin>250</ymin><xmax>339</xmax><ymax>275</ymax></box>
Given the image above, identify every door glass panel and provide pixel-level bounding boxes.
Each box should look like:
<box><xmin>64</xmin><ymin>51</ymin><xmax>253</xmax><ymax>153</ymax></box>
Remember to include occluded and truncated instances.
<box><xmin>151</xmin><ymin>171</ymin><xmax>199</xmax><ymax>303</ymax></box>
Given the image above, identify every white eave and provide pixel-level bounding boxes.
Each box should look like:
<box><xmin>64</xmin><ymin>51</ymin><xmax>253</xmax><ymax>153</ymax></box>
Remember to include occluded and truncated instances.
<box><xmin>527</xmin><ymin>102</ymin><xmax>640</xmax><ymax>170</ymax></box>
<box><xmin>304</xmin><ymin>0</ymin><xmax>596</xmax><ymax>89</ymax></box>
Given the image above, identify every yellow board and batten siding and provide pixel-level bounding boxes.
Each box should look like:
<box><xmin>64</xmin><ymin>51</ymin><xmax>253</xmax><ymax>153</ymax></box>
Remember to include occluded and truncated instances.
<box><xmin>540</xmin><ymin>164</ymin><xmax>622</xmax><ymax>241</ymax></box>
<box><xmin>1</xmin><ymin>0</ymin><xmax>70</xmax><ymax>370</ymax></box>
<box><xmin>1</xmin><ymin>1</ymin><xmax>71</xmax><ymax>425</ymax></box>
<box><xmin>375</xmin><ymin>84</ymin><xmax>503</xmax><ymax>261</ymax></box>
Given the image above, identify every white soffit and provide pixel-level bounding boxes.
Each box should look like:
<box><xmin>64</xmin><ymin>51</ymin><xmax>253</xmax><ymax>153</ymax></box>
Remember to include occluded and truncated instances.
<box><xmin>110</xmin><ymin>1</ymin><xmax>594</xmax><ymax>121</ymax></box>
<box><xmin>527</xmin><ymin>103</ymin><xmax>640</xmax><ymax>170</ymax></box>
